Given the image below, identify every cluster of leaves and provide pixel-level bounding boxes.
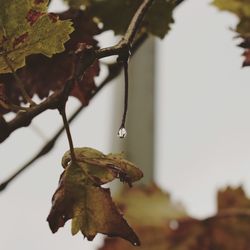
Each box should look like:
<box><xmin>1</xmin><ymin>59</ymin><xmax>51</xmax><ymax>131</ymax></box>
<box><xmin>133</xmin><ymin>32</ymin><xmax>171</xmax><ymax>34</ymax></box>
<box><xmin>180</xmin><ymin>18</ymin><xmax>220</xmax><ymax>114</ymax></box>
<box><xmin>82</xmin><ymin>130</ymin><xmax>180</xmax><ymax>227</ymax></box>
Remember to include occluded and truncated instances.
<box><xmin>0</xmin><ymin>1</ymin><xmax>100</xmax><ymax>113</ymax></box>
<box><xmin>47</xmin><ymin>147</ymin><xmax>143</xmax><ymax>245</ymax></box>
<box><xmin>99</xmin><ymin>185</ymin><xmax>250</xmax><ymax>250</ymax></box>
<box><xmin>0</xmin><ymin>0</ymin><xmax>175</xmax><ymax>114</ymax></box>
<box><xmin>213</xmin><ymin>0</ymin><xmax>250</xmax><ymax>66</ymax></box>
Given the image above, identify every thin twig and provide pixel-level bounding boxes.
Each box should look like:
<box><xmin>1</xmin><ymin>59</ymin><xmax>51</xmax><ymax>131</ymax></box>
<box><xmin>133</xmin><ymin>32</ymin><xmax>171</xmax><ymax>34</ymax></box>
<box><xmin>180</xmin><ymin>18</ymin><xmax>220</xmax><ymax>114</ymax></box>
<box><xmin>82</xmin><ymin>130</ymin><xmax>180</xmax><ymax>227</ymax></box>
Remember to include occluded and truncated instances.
<box><xmin>96</xmin><ymin>0</ymin><xmax>155</xmax><ymax>59</ymax></box>
<box><xmin>59</xmin><ymin>105</ymin><xmax>76</xmax><ymax>162</ymax></box>
<box><xmin>123</xmin><ymin>0</ymin><xmax>154</xmax><ymax>45</ymax></box>
<box><xmin>118</xmin><ymin>60</ymin><xmax>129</xmax><ymax>133</ymax></box>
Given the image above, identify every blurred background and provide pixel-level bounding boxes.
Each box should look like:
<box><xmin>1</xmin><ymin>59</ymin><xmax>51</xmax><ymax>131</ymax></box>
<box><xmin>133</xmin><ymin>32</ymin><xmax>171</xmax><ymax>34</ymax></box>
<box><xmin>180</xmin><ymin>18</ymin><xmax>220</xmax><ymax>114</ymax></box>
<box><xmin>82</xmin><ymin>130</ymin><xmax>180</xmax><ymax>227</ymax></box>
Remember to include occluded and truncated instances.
<box><xmin>1</xmin><ymin>0</ymin><xmax>250</xmax><ymax>249</ymax></box>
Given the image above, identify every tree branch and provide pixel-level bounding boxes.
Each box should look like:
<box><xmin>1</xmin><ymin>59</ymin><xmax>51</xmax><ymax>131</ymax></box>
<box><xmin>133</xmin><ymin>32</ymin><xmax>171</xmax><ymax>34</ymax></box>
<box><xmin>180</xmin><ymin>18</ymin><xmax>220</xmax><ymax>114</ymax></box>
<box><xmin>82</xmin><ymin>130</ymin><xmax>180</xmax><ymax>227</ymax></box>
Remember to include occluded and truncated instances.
<box><xmin>0</xmin><ymin>0</ymin><xmax>155</xmax><ymax>144</ymax></box>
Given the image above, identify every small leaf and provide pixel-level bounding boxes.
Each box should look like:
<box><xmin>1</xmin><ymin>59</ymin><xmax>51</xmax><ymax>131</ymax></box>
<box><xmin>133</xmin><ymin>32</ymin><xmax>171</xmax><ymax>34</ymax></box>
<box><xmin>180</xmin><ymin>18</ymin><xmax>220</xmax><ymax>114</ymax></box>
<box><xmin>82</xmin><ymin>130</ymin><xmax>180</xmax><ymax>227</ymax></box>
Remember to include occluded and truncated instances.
<box><xmin>47</xmin><ymin>160</ymin><xmax>141</xmax><ymax>245</ymax></box>
<box><xmin>62</xmin><ymin>147</ymin><xmax>143</xmax><ymax>186</ymax></box>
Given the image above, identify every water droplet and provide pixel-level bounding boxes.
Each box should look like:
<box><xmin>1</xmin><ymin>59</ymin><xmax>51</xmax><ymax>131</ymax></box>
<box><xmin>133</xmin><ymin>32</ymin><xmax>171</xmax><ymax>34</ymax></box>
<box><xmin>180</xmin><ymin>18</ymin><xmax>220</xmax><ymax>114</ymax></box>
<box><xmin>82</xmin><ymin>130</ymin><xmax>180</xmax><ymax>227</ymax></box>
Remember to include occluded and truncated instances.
<box><xmin>169</xmin><ymin>219</ymin><xmax>179</xmax><ymax>230</ymax></box>
<box><xmin>133</xmin><ymin>242</ymin><xmax>139</xmax><ymax>246</ymax></box>
<box><xmin>117</xmin><ymin>127</ymin><xmax>127</xmax><ymax>138</ymax></box>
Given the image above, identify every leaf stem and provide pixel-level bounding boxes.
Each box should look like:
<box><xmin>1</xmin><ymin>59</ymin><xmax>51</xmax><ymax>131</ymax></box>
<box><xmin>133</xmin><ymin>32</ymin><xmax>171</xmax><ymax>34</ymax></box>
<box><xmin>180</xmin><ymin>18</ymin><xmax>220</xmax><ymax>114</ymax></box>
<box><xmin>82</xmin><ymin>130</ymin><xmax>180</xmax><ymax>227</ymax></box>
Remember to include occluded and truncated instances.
<box><xmin>119</xmin><ymin>60</ymin><xmax>129</xmax><ymax>133</ymax></box>
<box><xmin>59</xmin><ymin>105</ymin><xmax>76</xmax><ymax>162</ymax></box>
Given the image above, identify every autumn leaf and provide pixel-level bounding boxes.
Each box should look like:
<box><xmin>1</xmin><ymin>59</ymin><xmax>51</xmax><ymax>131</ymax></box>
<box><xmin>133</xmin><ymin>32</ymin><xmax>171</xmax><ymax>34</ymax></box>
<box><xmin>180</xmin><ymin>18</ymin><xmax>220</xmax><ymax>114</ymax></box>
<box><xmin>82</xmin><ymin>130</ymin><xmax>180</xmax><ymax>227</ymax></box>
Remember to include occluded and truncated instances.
<box><xmin>47</xmin><ymin>148</ymin><xmax>143</xmax><ymax>245</ymax></box>
<box><xmin>62</xmin><ymin>147</ymin><xmax>143</xmax><ymax>186</ymax></box>
<box><xmin>0</xmin><ymin>9</ymin><xmax>100</xmax><ymax>114</ymax></box>
<box><xmin>0</xmin><ymin>0</ymin><xmax>73</xmax><ymax>73</ymax></box>
<box><xmin>99</xmin><ymin>184</ymin><xmax>187</xmax><ymax>250</ymax></box>
<box><xmin>89</xmin><ymin>0</ymin><xmax>175</xmax><ymax>39</ymax></box>
<box><xmin>99</xmin><ymin>185</ymin><xmax>250</xmax><ymax>250</ymax></box>
<box><xmin>217</xmin><ymin>186</ymin><xmax>250</xmax><ymax>211</ymax></box>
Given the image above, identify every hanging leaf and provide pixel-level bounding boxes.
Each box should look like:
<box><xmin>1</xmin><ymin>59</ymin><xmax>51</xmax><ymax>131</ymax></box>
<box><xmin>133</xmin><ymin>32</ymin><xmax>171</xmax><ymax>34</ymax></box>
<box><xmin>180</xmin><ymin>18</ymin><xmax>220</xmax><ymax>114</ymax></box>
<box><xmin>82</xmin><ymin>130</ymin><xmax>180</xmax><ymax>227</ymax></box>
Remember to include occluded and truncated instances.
<box><xmin>0</xmin><ymin>0</ymin><xmax>73</xmax><ymax>73</ymax></box>
<box><xmin>89</xmin><ymin>0</ymin><xmax>175</xmax><ymax>38</ymax></box>
<box><xmin>62</xmin><ymin>147</ymin><xmax>143</xmax><ymax>186</ymax></box>
<box><xmin>47</xmin><ymin>148</ymin><xmax>143</xmax><ymax>245</ymax></box>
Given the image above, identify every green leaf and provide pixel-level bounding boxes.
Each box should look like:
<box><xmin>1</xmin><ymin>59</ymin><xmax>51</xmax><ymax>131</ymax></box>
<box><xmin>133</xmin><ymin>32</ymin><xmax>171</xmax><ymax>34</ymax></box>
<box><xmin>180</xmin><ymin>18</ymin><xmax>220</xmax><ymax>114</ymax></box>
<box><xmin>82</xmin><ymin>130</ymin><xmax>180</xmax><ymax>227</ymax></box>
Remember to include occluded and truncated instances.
<box><xmin>0</xmin><ymin>0</ymin><xmax>73</xmax><ymax>73</ymax></box>
<box><xmin>62</xmin><ymin>147</ymin><xmax>143</xmax><ymax>186</ymax></box>
<box><xmin>47</xmin><ymin>160</ymin><xmax>140</xmax><ymax>245</ymax></box>
<box><xmin>89</xmin><ymin>0</ymin><xmax>175</xmax><ymax>38</ymax></box>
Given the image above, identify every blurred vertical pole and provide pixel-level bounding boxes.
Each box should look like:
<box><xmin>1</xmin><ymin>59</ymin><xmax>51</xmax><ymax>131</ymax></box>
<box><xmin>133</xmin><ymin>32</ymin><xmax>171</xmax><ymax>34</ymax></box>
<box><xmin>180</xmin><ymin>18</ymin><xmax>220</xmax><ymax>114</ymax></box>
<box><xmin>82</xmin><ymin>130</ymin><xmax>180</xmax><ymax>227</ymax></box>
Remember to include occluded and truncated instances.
<box><xmin>124</xmin><ymin>37</ymin><xmax>155</xmax><ymax>184</ymax></box>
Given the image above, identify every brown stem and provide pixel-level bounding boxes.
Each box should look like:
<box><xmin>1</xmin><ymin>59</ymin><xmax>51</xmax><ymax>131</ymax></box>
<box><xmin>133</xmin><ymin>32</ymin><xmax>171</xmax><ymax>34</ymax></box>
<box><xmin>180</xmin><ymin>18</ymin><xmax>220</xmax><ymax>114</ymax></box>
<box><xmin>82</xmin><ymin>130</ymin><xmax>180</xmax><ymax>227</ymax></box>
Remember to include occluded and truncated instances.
<box><xmin>118</xmin><ymin>60</ymin><xmax>129</xmax><ymax>138</ymax></box>
<box><xmin>59</xmin><ymin>105</ymin><xmax>76</xmax><ymax>162</ymax></box>
<box><xmin>123</xmin><ymin>0</ymin><xmax>154</xmax><ymax>45</ymax></box>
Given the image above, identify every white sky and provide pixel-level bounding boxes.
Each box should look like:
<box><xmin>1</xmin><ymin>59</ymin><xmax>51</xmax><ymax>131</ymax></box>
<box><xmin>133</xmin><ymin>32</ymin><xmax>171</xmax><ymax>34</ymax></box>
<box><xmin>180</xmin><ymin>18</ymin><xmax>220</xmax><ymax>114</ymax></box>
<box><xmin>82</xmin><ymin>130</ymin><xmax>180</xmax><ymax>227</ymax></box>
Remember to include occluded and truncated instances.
<box><xmin>1</xmin><ymin>0</ymin><xmax>250</xmax><ymax>249</ymax></box>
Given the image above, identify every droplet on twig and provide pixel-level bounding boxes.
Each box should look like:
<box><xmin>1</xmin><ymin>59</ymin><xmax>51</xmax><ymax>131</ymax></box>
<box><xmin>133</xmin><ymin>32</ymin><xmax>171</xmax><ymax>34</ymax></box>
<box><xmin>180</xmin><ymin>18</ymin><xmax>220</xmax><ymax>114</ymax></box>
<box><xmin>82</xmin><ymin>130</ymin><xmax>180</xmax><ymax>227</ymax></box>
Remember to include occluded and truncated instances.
<box><xmin>117</xmin><ymin>127</ymin><xmax>127</xmax><ymax>138</ymax></box>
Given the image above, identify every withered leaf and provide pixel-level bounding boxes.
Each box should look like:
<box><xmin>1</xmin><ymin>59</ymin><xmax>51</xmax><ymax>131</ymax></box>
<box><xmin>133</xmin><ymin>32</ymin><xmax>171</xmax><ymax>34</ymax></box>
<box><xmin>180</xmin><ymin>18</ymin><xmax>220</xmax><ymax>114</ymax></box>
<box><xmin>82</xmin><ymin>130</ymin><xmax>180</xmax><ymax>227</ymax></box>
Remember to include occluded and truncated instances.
<box><xmin>217</xmin><ymin>186</ymin><xmax>250</xmax><ymax>211</ymax></box>
<box><xmin>99</xmin><ymin>185</ymin><xmax>250</xmax><ymax>250</ymax></box>
<box><xmin>62</xmin><ymin>147</ymin><xmax>143</xmax><ymax>186</ymax></box>
<box><xmin>47</xmin><ymin>148</ymin><xmax>143</xmax><ymax>245</ymax></box>
<box><xmin>99</xmin><ymin>184</ymin><xmax>187</xmax><ymax>250</ymax></box>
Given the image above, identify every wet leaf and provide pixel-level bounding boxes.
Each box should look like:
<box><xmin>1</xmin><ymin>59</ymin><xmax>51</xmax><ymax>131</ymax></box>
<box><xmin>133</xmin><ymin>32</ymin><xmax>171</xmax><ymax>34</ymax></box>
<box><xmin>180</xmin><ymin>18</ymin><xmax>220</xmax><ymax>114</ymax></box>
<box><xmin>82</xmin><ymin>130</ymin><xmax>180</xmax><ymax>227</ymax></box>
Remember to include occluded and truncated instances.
<box><xmin>62</xmin><ymin>147</ymin><xmax>143</xmax><ymax>186</ymax></box>
<box><xmin>89</xmin><ymin>0</ymin><xmax>175</xmax><ymax>38</ymax></box>
<box><xmin>0</xmin><ymin>0</ymin><xmax>73</xmax><ymax>73</ymax></box>
<box><xmin>47</xmin><ymin>148</ymin><xmax>143</xmax><ymax>245</ymax></box>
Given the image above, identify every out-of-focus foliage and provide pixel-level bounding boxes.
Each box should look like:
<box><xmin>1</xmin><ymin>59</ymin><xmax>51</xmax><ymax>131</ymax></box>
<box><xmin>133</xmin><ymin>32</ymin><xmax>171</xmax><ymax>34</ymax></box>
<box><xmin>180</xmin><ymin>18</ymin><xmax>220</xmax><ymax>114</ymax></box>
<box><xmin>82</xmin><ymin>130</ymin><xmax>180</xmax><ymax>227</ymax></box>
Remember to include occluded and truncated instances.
<box><xmin>213</xmin><ymin>0</ymin><xmax>250</xmax><ymax>66</ymax></box>
<box><xmin>99</xmin><ymin>185</ymin><xmax>250</xmax><ymax>250</ymax></box>
<box><xmin>88</xmin><ymin>0</ymin><xmax>175</xmax><ymax>38</ymax></box>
